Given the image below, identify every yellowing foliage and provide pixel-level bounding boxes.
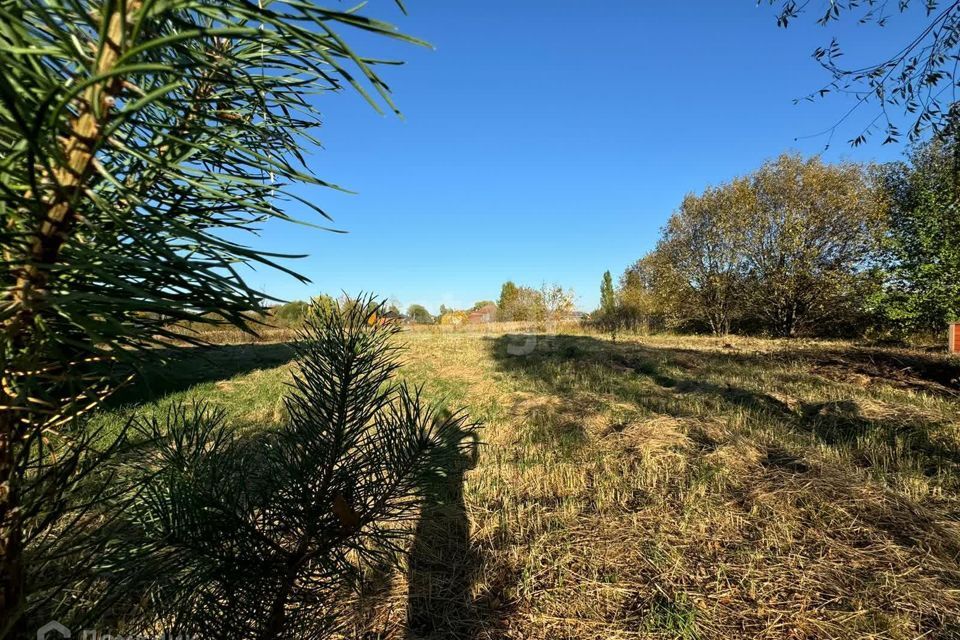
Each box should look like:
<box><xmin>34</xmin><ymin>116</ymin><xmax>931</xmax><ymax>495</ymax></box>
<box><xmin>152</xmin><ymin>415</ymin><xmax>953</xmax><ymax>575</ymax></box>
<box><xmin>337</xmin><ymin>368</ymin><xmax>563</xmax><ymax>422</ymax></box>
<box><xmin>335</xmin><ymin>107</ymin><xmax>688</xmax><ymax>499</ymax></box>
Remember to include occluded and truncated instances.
<box><xmin>439</xmin><ymin>311</ymin><xmax>468</xmax><ymax>326</ymax></box>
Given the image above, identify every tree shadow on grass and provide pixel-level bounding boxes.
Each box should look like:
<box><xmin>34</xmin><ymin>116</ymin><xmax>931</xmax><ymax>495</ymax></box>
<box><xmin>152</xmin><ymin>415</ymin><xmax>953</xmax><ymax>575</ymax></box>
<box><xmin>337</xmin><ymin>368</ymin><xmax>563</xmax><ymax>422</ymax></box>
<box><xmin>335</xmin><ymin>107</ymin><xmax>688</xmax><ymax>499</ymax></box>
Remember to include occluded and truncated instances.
<box><xmin>801</xmin><ymin>347</ymin><xmax>960</xmax><ymax>397</ymax></box>
<box><xmin>406</xmin><ymin>422</ymin><xmax>510</xmax><ymax>639</ymax></box>
<box><xmin>106</xmin><ymin>342</ymin><xmax>297</xmax><ymax>407</ymax></box>
<box><xmin>483</xmin><ymin>334</ymin><xmax>960</xmax><ymax>630</ymax></box>
<box><xmin>485</xmin><ymin>334</ymin><xmax>960</xmax><ymax>469</ymax></box>
<box><xmin>797</xmin><ymin>398</ymin><xmax>960</xmax><ymax>470</ymax></box>
<box><xmin>485</xmin><ymin>333</ymin><xmax>960</xmax><ymax>529</ymax></box>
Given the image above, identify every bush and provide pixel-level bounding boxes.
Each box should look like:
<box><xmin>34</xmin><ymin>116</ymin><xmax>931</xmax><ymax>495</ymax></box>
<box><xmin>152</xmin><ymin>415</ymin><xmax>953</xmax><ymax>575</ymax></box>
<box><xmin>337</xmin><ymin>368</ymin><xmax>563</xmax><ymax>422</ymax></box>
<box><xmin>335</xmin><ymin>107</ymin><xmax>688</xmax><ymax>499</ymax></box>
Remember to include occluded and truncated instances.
<box><xmin>272</xmin><ymin>300</ymin><xmax>310</xmax><ymax>326</ymax></box>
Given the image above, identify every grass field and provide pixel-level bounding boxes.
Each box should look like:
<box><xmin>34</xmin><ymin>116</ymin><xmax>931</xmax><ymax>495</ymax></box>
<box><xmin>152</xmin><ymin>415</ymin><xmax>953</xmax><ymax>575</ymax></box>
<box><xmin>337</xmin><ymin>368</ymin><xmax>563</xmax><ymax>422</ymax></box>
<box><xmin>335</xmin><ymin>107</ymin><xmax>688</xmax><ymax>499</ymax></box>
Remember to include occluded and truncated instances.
<box><xmin>94</xmin><ymin>329</ymin><xmax>960</xmax><ymax>639</ymax></box>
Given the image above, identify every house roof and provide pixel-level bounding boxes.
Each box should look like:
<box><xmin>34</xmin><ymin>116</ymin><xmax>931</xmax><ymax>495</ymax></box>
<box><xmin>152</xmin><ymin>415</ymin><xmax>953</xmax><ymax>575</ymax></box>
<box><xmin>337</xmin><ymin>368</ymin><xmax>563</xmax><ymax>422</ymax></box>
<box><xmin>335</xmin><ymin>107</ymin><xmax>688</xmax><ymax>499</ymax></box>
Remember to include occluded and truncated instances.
<box><xmin>467</xmin><ymin>304</ymin><xmax>498</xmax><ymax>323</ymax></box>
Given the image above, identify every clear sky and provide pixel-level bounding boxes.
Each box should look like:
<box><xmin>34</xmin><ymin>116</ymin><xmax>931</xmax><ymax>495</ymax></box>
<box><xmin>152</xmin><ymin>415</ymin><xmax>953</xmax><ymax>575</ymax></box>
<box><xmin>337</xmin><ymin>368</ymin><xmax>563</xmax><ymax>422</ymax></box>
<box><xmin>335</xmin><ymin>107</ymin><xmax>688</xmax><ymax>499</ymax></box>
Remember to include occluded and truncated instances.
<box><xmin>246</xmin><ymin>1</ymin><xmax>929</xmax><ymax>314</ymax></box>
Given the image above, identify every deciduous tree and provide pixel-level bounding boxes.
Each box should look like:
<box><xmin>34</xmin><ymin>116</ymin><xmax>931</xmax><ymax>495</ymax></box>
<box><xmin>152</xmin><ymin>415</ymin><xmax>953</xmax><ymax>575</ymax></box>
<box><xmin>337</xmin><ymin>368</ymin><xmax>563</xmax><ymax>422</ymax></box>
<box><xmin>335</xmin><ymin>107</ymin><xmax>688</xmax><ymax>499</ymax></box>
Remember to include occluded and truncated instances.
<box><xmin>538</xmin><ymin>283</ymin><xmax>575</xmax><ymax>328</ymax></box>
<box><xmin>407</xmin><ymin>304</ymin><xmax>434</xmax><ymax>324</ymax></box>
<box><xmin>497</xmin><ymin>281</ymin><xmax>543</xmax><ymax>321</ymax></box>
<box><xmin>742</xmin><ymin>155</ymin><xmax>886</xmax><ymax>336</ymax></box>
<box><xmin>654</xmin><ymin>179</ymin><xmax>753</xmax><ymax>335</ymax></box>
<box><xmin>470</xmin><ymin>300</ymin><xmax>496</xmax><ymax>311</ymax></box>
<box><xmin>618</xmin><ymin>255</ymin><xmax>668</xmax><ymax>333</ymax></box>
<box><xmin>878</xmin><ymin>129</ymin><xmax>960</xmax><ymax>334</ymax></box>
<box><xmin>765</xmin><ymin>1</ymin><xmax>960</xmax><ymax>145</ymax></box>
<box><xmin>625</xmin><ymin>154</ymin><xmax>886</xmax><ymax>337</ymax></box>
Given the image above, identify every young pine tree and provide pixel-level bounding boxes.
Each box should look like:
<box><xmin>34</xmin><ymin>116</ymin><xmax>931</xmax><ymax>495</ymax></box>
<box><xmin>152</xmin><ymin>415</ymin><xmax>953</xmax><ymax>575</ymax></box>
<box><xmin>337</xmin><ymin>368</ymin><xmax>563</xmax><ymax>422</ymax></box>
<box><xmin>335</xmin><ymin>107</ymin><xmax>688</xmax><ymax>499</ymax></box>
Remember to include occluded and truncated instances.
<box><xmin>69</xmin><ymin>298</ymin><xmax>477</xmax><ymax>639</ymax></box>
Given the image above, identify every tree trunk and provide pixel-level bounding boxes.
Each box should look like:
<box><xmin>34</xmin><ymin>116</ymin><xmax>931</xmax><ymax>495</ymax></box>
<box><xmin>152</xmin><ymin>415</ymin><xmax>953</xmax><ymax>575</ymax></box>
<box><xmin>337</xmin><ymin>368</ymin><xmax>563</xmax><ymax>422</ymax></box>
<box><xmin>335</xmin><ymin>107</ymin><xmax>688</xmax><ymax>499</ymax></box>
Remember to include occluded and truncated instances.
<box><xmin>0</xmin><ymin>406</ymin><xmax>24</xmax><ymax>636</ymax></box>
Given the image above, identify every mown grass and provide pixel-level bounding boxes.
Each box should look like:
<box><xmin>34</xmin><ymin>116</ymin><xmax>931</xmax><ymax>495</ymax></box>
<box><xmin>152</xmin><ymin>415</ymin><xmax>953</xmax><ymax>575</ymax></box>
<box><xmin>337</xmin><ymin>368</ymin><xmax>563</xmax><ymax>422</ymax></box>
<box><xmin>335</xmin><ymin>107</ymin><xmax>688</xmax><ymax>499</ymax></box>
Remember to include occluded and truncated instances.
<box><xmin>93</xmin><ymin>329</ymin><xmax>960</xmax><ymax>639</ymax></box>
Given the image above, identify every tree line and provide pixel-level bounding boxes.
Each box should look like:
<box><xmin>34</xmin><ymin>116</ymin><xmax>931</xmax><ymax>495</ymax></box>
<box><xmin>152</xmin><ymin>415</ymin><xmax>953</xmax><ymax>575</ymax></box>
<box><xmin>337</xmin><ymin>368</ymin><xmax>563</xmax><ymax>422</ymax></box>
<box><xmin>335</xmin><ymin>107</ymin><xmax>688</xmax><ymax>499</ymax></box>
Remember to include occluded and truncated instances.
<box><xmin>269</xmin><ymin>282</ymin><xmax>578</xmax><ymax>328</ymax></box>
<box><xmin>596</xmin><ymin>137</ymin><xmax>960</xmax><ymax>339</ymax></box>
<box><xmin>496</xmin><ymin>282</ymin><xmax>575</xmax><ymax>323</ymax></box>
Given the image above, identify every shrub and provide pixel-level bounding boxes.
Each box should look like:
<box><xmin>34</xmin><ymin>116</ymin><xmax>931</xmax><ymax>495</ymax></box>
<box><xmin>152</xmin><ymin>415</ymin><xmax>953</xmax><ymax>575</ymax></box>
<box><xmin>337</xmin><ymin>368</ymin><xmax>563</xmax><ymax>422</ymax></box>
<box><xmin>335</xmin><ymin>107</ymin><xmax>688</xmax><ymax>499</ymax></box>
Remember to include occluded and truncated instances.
<box><xmin>272</xmin><ymin>300</ymin><xmax>311</xmax><ymax>326</ymax></box>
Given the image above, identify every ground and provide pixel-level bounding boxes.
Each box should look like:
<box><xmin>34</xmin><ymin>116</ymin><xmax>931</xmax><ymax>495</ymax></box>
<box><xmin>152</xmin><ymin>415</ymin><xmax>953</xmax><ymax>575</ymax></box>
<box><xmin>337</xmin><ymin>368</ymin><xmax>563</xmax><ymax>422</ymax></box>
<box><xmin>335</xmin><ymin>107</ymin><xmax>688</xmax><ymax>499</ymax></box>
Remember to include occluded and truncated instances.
<box><xmin>94</xmin><ymin>329</ymin><xmax>960</xmax><ymax>639</ymax></box>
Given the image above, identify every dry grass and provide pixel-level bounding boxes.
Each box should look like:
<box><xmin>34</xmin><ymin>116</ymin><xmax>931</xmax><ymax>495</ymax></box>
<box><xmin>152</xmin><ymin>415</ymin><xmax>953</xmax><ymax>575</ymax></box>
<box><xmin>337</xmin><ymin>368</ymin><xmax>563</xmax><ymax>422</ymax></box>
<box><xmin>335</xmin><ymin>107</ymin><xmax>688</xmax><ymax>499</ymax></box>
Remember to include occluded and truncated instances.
<box><xmin>165</xmin><ymin>324</ymin><xmax>301</xmax><ymax>345</ymax></box>
<box><xmin>96</xmin><ymin>329</ymin><xmax>960</xmax><ymax>639</ymax></box>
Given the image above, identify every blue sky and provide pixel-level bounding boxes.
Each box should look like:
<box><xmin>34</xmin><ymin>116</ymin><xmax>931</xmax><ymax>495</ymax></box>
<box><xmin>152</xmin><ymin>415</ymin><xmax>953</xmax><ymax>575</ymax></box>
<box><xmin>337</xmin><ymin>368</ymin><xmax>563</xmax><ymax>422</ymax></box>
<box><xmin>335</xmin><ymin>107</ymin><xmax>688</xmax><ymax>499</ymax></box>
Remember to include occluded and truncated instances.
<box><xmin>248</xmin><ymin>1</ymin><xmax>928</xmax><ymax>314</ymax></box>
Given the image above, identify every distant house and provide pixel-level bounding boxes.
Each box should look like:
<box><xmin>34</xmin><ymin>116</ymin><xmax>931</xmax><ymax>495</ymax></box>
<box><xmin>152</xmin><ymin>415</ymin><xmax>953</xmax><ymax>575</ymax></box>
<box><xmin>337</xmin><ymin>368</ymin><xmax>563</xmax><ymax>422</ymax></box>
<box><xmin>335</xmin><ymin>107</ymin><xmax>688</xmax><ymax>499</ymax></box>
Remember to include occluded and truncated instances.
<box><xmin>467</xmin><ymin>303</ymin><xmax>498</xmax><ymax>324</ymax></box>
<box><xmin>380</xmin><ymin>309</ymin><xmax>405</xmax><ymax>323</ymax></box>
<box><xmin>366</xmin><ymin>308</ymin><xmax>405</xmax><ymax>326</ymax></box>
